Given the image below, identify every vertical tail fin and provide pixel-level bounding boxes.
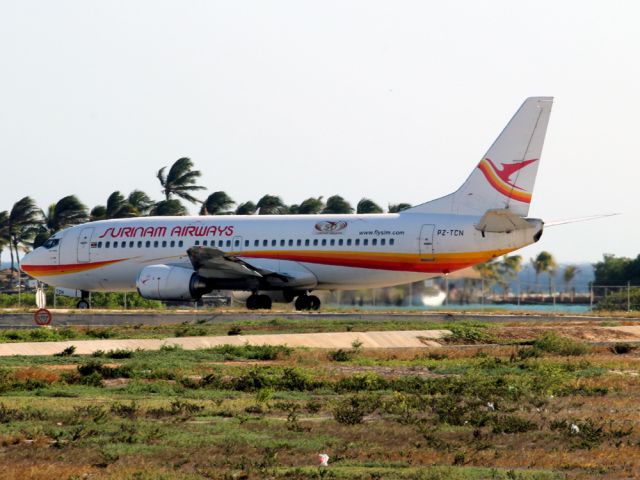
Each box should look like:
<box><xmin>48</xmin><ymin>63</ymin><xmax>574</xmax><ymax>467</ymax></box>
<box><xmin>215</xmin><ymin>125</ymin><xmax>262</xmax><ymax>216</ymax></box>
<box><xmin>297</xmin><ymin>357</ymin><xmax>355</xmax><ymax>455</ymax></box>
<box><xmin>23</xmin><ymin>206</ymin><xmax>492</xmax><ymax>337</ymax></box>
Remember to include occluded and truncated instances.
<box><xmin>405</xmin><ymin>97</ymin><xmax>553</xmax><ymax>217</ymax></box>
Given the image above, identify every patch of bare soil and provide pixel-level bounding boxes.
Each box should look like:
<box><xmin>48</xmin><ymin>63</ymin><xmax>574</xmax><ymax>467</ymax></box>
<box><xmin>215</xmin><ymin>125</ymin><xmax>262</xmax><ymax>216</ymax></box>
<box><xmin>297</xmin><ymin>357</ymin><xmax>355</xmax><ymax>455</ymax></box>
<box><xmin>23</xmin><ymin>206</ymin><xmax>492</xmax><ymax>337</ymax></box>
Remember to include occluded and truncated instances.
<box><xmin>494</xmin><ymin>325</ymin><xmax>640</xmax><ymax>343</ymax></box>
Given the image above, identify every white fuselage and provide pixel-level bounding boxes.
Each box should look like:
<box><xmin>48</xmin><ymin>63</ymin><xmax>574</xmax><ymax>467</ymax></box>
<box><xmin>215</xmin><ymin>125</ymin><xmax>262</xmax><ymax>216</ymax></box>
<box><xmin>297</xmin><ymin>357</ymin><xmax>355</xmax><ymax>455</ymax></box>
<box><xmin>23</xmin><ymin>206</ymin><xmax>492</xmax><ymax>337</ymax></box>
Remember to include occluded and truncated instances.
<box><xmin>21</xmin><ymin>213</ymin><xmax>542</xmax><ymax>293</ymax></box>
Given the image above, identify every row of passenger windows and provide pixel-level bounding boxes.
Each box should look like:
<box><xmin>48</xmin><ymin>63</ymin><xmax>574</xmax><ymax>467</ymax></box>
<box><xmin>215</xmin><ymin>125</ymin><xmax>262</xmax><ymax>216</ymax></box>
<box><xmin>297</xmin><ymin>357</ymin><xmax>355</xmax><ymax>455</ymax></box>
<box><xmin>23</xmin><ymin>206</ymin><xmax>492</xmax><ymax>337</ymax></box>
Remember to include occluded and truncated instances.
<box><xmin>93</xmin><ymin>237</ymin><xmax>395</xmax><ymax>249</ymax></box>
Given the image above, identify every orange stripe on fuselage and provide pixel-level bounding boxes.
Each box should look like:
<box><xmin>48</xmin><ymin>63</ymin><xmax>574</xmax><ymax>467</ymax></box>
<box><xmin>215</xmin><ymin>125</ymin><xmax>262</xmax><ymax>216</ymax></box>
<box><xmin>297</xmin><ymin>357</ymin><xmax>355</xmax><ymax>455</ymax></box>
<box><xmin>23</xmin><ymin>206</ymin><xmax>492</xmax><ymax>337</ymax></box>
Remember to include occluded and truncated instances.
<box><xmin>21</xmin><ymin>258</ymin><xmax>128</xmax><ymax>277</ymax></box>
<box><xmin>241</xmin><ymin>249</ymin><xmax>512</xmax><ymax>273</ymax></box>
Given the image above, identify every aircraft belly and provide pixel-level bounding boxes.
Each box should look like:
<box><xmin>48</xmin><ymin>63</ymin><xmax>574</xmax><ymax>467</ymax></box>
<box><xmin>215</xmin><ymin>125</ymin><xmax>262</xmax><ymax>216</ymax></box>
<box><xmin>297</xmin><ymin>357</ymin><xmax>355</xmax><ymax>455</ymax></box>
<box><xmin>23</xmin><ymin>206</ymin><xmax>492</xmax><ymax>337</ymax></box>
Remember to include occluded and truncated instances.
<box><xmin>303</xmin><ymin>263</ymin><xmax>433</xmax><ymax>290</ymax></box>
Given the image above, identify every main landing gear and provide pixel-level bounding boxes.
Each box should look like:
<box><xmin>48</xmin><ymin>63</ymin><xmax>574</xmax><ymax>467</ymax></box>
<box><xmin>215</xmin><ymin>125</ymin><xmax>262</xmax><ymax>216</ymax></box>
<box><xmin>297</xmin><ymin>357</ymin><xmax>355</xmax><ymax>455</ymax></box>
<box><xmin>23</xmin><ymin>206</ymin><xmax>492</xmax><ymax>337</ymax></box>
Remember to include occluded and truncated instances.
<box><xmin>246</xmin><ymin>294</ymin><xmax>272</xmax><ymax>310</ymax></box>
<box><xmin>295</xmin><ymin>294</ymin><xmax>320</xmax><ymax>311</ymax></box>
<box><xmin>76</xmin><ymin>291</ymin><xmax>91</xmax><ymax>309</ymax></box>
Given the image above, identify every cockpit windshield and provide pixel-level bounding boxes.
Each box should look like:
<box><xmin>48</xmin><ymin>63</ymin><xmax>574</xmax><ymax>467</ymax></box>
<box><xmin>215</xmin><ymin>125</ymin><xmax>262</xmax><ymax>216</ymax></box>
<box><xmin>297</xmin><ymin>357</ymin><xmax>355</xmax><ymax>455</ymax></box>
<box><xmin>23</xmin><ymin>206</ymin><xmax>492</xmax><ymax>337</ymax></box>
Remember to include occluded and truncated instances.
<box><xmin>42</xmin><ymin>238</ymin><xmax>60</xmax><ymax>249</ymax></box>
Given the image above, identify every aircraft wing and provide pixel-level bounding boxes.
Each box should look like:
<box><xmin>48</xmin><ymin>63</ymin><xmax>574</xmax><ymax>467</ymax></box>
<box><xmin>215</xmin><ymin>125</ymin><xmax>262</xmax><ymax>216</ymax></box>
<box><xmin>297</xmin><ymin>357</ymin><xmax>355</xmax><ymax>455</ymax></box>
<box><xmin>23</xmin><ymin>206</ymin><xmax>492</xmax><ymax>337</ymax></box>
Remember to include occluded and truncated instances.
<box><xmin>186</xmin><ymin>246</ymin><xmax>293</xmax><ymax>283</ymax></box>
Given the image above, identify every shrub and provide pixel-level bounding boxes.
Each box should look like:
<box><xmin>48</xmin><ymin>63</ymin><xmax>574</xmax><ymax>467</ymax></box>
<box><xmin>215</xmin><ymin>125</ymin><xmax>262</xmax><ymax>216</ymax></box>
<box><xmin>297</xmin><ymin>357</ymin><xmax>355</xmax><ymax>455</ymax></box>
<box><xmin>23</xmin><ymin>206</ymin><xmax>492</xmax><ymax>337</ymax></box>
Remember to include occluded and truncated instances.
<box><xmin>110</xmin><ymin>401</ymin><xmax>139</xmax><ymax>419</ymax></box>
<box><xmin>85</xmin><ymin>328</ymin><xmax>116</xmax><ymax>339</ymax></box>
<box><xmin>54</xmin><ymin>345</ymin><xmax>76</xmax><ymax>357</ymax></box>
<box><xmin>595</xmin><ymin>287</ymin><xmax>640</xmax><ymax>311</ymax></box>
<box><xmin>491</xmin><ymin>415</ymin><xmax>537</xmax><ymax>434</ymax></box>
<box><xmin>328</xmin><ymin>349</ymin><xmax>354</xmax><ymax>362</ymax></box>
<box><xmin>104</xmin><ymin>349</ymin><xmax>134</xmax><ymax>359</ymax></box>
<box><xmin>609</xmin><ymin>343</ymin><xmax>637</xmax><ymax>354</ymax></box>
<box><xmin>445</xmin><ymin>323</ymin><xmax>492</xmax><ymax>343</ymax></box>
<box><xmin>209</xmin><ymin>344</ymin><xmax>292</xmax><ymax>360</ymax></box>
<box><xmin>532</xmin><ymin>332</ymin><xmax>590</xmax><ymax>356</ymax></box>
<box><xmin>227</xmin><ymin>326</ymin><xmax>242</xmax><ymax>336</ymax></box>
<box><xmin>333</xmin><ymin>394</ymin><xmax>379</xmax><ymax>425</ymax></box>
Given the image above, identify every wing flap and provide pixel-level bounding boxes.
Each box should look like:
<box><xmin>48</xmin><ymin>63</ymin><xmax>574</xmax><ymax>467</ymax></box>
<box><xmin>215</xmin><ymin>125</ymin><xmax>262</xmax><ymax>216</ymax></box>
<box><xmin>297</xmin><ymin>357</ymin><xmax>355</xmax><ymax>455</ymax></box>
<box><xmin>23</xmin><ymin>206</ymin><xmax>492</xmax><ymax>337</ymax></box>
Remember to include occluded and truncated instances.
<box><xmin>187</xmin><ymin>247</ymin><xmax>263</xmax><ymax>279</ymax></box>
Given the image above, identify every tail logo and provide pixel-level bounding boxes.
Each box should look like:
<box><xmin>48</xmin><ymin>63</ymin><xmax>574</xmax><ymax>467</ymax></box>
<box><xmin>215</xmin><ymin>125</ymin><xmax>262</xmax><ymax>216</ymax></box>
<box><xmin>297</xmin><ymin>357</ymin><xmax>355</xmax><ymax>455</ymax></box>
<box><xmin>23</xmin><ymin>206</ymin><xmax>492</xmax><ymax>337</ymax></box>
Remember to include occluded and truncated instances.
<box><xmin>478</xmin><ymin>158</ymin><xmax>538</xmax><ymax>203</ymax></box>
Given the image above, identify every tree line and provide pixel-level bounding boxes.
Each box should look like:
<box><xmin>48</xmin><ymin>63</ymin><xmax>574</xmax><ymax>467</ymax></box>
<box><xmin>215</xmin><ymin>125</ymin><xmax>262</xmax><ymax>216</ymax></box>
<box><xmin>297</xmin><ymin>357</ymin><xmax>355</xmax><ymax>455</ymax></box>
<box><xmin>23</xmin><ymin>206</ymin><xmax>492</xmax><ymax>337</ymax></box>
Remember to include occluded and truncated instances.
<box><xmin>0</xmin><ymin>157</ymin><xmax>412</xmax><ymax>277</ymax></box>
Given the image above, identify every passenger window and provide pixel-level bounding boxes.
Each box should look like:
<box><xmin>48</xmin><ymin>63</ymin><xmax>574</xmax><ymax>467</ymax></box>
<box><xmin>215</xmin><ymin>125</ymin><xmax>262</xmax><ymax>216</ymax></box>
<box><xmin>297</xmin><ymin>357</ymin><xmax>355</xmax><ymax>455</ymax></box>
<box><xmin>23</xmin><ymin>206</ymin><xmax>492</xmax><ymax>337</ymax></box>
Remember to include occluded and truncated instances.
<box><xmin>271</xmin><ymin>239</ymin><xmax>276</xmax><ymax>247</ymax></box>
<box><xmin>97</xmin><ymin>242</ymin><xmax>103</xmax><ymax>248</ymax></box>
<box><xmin>244</xmin><ymin>240</ymin><xmax>249</xmax><ymax>247</ymax></box>
<box><xmin>195</xmin><ymin>240</ymin><xmax>200</xmax><ymax>246</ymax></box>
<box><xmin>106</xmin><ymin>241</ymin><xmax>110</xmax><ymax>248</ymax></box>
<box><xmin>288</xmin><ymin>239</ymin><xmax>293</xmax><ymax>246</ymax></box>
<box><xmin>305</xmin><ymin>239</ymin><xmax>310</xmax><ymax>246</ymax></box>
<box><xmin>390</xmin><ymin>238</ymin><xmax>395</xmax><ymax>246</ymax></box>
<box><xmin>347</xmin><ymin>239</ymin><xmax>352</xmax><ymax>246</ymax></box>
<box><xmin>113</xmin><ymin>242</ymin><xmax>118</xmax><ymax>249</ymax></box>
<box><xmin>263</xmin><ymin>239</ymin><xmax>268</xmax><ymax>247</ymax></box>
<box><xmin>234</xmin><ymin>239</ymin><xmax>240</xmax><ymax>247</ymax></box>
<box><xmin>381</xmin><ymin>238</ymin><xmax>386</xmax><ymax>246</ymax></box>
<box><xmin>178</xmin><ymin>240</ymin><xmax>183</xmax><ymax>248</ymax></box>
<box><xmin>363</xmin><ymin>239</ymin><xmax>369</xmax><ymax>246</ymax></box>
<box><xmin>121</xmin><ymin>241</ymin><xmax>126</xmax><ymax>248</ymax></box>
<box><xmin>296</xmin><ymin>239</ymin><xmax>302</xmax><ymax>246</ymax></box>
<box><xmin>226</xmin><ymin>240</ymin><xmax>231</xmax><ymax>247</ymax></box>
<box><xmin>372</xmin><ymin>239</ymin><xmax>377</xmax><ymax>246</ymax></box>
<box><xmin>321</xmin><ymin>239</ymin><xmax>327</xmax><ymax>246</ymax></box>
<box><xmin>338</xmin><ymin>239</ymin><xmax>343</xmax><ymax>246</ymax></box>
<box><xmin>162</xmin><ymin>240</ymin><xmax>167</xmax><ymax>248</ymax></box>
<box><xmin>153</xmin><ymin>241</ymin><xmax>159</xmax><ymax>248</ymax></box>
<box><xmin>280</xmin><ymin>239</ymin><xmax>285</xmax><ymax>247</ymax></box>
<box><xmin>355</xmin><ymin>239</ymin><xmax>360</xmax><ymax>246</ymax></box>
<box><xmin>137</xmin><ymin>241</ymin><xmax>142</xmax><ymax>248</ymax></box>
<box><xmin>313</xmin><ymin>239</ymin><xmax>318</xmax><ymax>246</ymax></box>
<box><xmin>170</xmin><ymin>240</ymin><xmax>175</xmax><ymax>248</ymax></box>
<box><xmin>129</xmin><ymin>241</ymin><xmax>134</xmax><ymax>248</ymax></box>
<box><xmin>145</xmin><ymin>241</ymin><xmax>151</xmax><ymax>248</ymax></box>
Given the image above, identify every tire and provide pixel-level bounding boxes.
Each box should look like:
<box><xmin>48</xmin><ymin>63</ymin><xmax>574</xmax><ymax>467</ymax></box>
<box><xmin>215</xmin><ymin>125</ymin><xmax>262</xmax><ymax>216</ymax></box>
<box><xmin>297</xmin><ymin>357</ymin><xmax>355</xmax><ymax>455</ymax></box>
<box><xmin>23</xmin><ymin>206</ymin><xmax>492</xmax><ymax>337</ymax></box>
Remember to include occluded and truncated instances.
<box><xmin>295</xmin><ymin>295</ymin><xmax>311</xmax><ymax>311</ymax></box>
<box><xmin>246</xmin><ymin>295</ymin><xmax>258</xmax><ymax>310</ymax></box>
<box><xmin>257</xmin><ymin>295</ymin><xmax>272</xmax><ymax>310</ymax></box>
<box><xmin>308</xmin><ymin>295</ymin><xmax>321</xmax><ymax>311</ymax></box>
<box><xmin>76</xmin><ymin>300</ymin><xmax>90</xmax><ymax>309</ymax></box>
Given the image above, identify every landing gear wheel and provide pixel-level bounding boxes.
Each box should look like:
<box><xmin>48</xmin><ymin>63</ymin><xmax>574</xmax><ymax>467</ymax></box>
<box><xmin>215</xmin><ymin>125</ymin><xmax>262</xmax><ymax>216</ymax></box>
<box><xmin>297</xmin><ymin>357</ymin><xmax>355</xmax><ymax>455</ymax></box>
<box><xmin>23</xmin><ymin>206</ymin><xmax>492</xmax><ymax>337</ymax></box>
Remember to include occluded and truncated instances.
<box><xmin>76</xmin><ymin>299</ymin><xmax>90</xmax><ymax>309</ymax></box>
<box><xmin>257</xmin><ymin>295</ymin><xmax>272</xmax><ymax>310</ymax></box>
<box><xmin>295</xmin><ymin>295</ymin><xmax>311</xmax><ymax>311</ymax></box>
<box><xmin>308</xmin><ymin>295</ymin><xmax>321</xmax><ymax>311</ymax></box>
<box><xmin>246</xmin><ymin>294</ymin><xmax>259</xmax><ymax>310</ymax></box>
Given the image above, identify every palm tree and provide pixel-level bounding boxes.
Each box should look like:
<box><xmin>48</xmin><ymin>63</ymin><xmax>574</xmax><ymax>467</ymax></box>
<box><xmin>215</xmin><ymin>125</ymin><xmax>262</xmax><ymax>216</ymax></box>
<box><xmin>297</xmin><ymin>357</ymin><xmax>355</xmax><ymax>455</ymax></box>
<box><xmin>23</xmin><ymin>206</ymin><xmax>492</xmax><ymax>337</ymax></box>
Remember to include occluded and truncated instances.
<box><xmin>322</xmin><ymin>195</ymin><xmax>353</xmax><ymax>214</ymax></box>
<box><xmin>563</xmin><ymin>265</ymin><xmax>579</xmax><ymax>301</ymax></box>
<box><xmin>157</xmin><ymin>157</ymin><xmax>205</xmax><ymax>204</ymax></box>
<box><xmin>388</xmin><ymin>203</ymin><xmax>412</xmax><ymax>213</ymax></box>
<box><xmin>90</xmin><ymin>205</ymin><xmax>107</xmax><ymax>221</ymax></box>
<box><xmin>106</xmin><ymin>192</ymin><xmax>137</xmax><ymax>218</ymax></box>
<box><xmin>235</xmin><ymin>201</ymin><xmax>257</xmax><ymax>215</ymax></box>
<box><xmin>8</xmin><ymin>197</ymin><xmax>43</xmax><ymax>282</ymax></box>
<box><xmin>256</xmin><ymin>195</ymin><xmax>287</xmax><ymax>215</ymax></box>
<box><xmin>0</xmin><ymin>211</ymin><xmax>9</xmax><ymax>278</ymax></box>
<box><xmin>289</xmin><ymin>197</ymin><xmax>324</xmax><ymax>214</ymax></box>
<box><xmin>474</xmin><ymin>259</ymin><xmax>500</xmax><ymax>302</ymax></box>
<box><xmin>150</xmin><ymin>200</ymin><xmax>188</xmax><ymax>216</ymax></box>
<box><xmin>530</xmin><ymin>251</ymin><xmax>557</xmax><ymax>295</ymax></box>
<box><xmin>200</xmin><ymin>191</ymin><xmax>235</xmax><ymax>215</ymax></box>
<box><xmin>34</xmin><ymin>195</ymin><xmax>89</xmax><ymax>248</ymax></box>
<box><xmin>128</xmin><ymin>190</ymin><xmax>154</xmax><ymax>216</ymax></box>
<box><xmin>498</xmin><ymin>254</ymin><xmax>522</xmax><ymax>299</ymax></box>
<box><xmin>357</xmin><ymin>198</ymin><xmax>383</xmax><ymax>214</ymax></box>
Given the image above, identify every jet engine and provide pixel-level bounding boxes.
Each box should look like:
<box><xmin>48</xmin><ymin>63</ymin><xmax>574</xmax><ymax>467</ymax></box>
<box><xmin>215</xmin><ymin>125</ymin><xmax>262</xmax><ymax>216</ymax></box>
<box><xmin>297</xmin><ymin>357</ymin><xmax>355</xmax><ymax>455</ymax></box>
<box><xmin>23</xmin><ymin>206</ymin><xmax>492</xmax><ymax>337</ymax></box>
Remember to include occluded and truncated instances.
<box><xmin>136</xmin><ymin>265</ymin><xmax>210</xmax><ymax>301</ymax></box>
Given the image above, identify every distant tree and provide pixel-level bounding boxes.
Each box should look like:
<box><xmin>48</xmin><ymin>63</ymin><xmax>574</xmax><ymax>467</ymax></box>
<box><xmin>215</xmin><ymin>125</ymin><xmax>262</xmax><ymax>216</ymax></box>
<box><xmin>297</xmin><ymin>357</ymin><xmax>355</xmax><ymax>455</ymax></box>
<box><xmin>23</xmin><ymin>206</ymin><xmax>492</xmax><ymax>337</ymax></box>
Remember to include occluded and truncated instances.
<box><xmin>8</xmin><ymin>197</ymin><xmax>43</xmax><ymax>281</ymax></box>
<box><xmin>90</xmin><ymin>205</ymin><xmax>107</xmax><ymax>221</ymax></box>
<box><xmin>235</xmin><ymin>201</ymin><xmax>257</xmax><ymax>215</ymax></box>
<box><xmin>157</xmin><ymin>157</ymin><xmax>205</xmax><ymax>204</ymax></box>
<box><xmin>127</xmin><ymin>190</ymin><xmax>154</xmax><ymax>216</ymax></box>
<box><xmin>357</xmin><ymin>198</ymin><xmax>383</xmax><ymax>214</ymax></box>
<box><xmin>388</xmin><ymin>203</ymin><xmax>412</xmax><ymax>213</ymax></box>
<box><xmin>497</xmin><ymin>255</ymin><xmax>522</xmax><ymax>298</ymax></box>
<box><xmin>200</xmin><ymin>191</ymin><xmax>235</xmax><ymax>215</ymax></box>
<box><xmin>322</xmin><ymin>195</ymin><xmax>353</xmax><ymax>214</ymax></box>
<box><xmin>474</xmin><ymin>259</ymin><xmax>500</xmax><ymax>299</ymax></box>
<box><xmin>563</xmin><ymin>265</ymin><xmax>579</xmax><ymax>300</ymax></box>
<box><xmin>150</xmin><ymin>199</ymin><xmax>188</xmax><ymax>216</ymax></box>
<box><xmin>531</xmin><ymin>251</ymin><xmax>557</xmax><ymax>294</ymax></box>
<box><xmin>289</xmin><ymin>197</ymin><xmax>324</xmax><ymax>215</ymax></box>
<box><xmin>593</xmin><ymin>254</ymin><xmax>640</xmax><ymax>286</ymax></box>
<box><xmin>34</xmin><ymin>195</ymin><xmax>89</xmax><ymax>248</ymax></box>
<box><xmin>0</xmin><ymin>211</ymin><xmax>9</xmax><ymax>275</ymax></box>
<box><xmin>256</xmin><ymin>194</ymin><xmax>287</xmax><ymax>215</ymax></box>
<box><xmin>106</xmin><ymin>191</ymin><xmax>137</xmax><ymax>218</ymax></box>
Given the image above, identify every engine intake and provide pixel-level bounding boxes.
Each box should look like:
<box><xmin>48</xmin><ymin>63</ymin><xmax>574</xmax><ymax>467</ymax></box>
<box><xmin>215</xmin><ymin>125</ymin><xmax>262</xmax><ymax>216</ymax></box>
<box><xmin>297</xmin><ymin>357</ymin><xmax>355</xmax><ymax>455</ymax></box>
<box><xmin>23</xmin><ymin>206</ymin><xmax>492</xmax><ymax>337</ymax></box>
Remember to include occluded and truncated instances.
<box><xmin>136</xmin><ymin>265</ymin><xmax>210</xmax><ymax>301</ymax></box>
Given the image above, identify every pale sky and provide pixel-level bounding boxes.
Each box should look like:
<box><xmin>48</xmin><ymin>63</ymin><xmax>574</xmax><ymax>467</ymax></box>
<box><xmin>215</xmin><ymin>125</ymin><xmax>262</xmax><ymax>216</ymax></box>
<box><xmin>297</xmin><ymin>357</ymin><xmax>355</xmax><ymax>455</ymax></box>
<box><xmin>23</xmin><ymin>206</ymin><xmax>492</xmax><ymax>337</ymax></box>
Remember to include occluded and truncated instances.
<box><xmin>1</xmin><ymin>1</ymin><xmax>638</xmax><ymax>263</ymax></box>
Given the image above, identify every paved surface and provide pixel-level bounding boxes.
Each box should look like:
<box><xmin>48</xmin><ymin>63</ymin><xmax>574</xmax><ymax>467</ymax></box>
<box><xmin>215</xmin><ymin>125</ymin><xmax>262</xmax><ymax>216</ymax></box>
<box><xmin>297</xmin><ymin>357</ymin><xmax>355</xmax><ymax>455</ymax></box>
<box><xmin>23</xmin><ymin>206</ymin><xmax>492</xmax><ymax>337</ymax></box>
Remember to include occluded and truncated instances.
<box><xmin>0</xmin><ymin>309</ymin><xmax>625</xmax><ymax>329</ymax></box>
<box><xmin>0</xmin><ymin>329</ymin><xmax>450</xmax><ymax>356</ymax></box>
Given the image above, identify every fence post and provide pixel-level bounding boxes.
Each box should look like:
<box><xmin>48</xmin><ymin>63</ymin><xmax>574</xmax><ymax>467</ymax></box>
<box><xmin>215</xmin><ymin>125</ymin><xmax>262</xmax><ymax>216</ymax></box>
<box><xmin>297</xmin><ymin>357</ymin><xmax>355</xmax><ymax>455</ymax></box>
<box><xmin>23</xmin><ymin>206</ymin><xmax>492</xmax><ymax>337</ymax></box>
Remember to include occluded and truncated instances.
<box><xmin>628</xmin><ymin>281</ymin><xmax>631</xmax><ymax>312</ymax></box>
<box><xmin>590</xmin><ymin>284</ymin><xmax>594</xmax><ymax>311</ymax></box>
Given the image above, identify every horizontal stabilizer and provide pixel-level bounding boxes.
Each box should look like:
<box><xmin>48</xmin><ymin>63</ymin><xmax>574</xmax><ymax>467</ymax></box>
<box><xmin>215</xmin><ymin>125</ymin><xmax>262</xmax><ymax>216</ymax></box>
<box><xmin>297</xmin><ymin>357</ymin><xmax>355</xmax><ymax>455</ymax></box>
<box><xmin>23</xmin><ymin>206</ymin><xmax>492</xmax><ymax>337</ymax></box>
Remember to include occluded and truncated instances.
<box><xmin>474</xmin><ymin>209</ymin><xmax>534</xmax><ymax>233</ymax></box>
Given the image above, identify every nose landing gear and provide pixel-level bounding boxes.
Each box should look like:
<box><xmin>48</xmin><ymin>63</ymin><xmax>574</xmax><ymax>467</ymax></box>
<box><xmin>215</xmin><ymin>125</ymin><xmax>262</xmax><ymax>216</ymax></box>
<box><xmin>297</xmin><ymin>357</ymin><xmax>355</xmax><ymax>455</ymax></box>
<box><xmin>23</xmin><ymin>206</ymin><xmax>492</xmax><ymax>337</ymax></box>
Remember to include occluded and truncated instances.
<box><xmin>76</xmin><ymin>291</ymin><xmax>91</xmax><ymax>309</ymax></box>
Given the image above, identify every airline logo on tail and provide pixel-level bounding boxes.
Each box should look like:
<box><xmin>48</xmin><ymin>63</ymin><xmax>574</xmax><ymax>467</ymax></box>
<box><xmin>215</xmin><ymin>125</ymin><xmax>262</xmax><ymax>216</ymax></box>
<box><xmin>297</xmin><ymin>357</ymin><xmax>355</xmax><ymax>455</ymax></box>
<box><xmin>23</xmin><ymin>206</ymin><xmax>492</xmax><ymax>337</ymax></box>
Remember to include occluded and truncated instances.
<box><xmin>477</xmin><ymin>158</ymin><xmax>538</xmax><ymax>203</ymax></box>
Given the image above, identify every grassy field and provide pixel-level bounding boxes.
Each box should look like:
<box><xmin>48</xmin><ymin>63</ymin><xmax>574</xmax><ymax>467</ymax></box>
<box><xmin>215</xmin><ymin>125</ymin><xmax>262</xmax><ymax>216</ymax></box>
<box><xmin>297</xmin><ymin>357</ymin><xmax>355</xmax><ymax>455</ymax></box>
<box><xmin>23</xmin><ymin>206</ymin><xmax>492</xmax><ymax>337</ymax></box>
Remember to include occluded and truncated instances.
<box><xmin>0</xmin><ymin>324</ymin><xmax>639</xmax><ymax>479</ymax></box>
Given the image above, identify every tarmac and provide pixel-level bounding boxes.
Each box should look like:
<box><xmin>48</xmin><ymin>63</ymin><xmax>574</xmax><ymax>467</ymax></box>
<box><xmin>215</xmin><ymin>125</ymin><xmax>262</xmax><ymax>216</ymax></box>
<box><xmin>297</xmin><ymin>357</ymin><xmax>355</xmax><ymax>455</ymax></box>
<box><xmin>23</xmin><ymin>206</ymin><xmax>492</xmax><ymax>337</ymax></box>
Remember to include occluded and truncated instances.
<box><xmin>0</xmin><ymin>329</ymin><xmax>449</xmax><ymax>356</ymax></box>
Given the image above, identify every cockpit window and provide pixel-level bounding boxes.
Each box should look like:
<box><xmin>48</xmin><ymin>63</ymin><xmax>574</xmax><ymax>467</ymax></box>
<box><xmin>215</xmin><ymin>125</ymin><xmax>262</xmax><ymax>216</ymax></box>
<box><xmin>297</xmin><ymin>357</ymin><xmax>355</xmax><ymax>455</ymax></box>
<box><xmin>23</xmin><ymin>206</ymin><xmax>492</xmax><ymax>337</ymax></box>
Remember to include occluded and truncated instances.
<box><xmin>42</xmin><ymin>238</ymin><xmax>60</xmax><ymax>249</ymax></box>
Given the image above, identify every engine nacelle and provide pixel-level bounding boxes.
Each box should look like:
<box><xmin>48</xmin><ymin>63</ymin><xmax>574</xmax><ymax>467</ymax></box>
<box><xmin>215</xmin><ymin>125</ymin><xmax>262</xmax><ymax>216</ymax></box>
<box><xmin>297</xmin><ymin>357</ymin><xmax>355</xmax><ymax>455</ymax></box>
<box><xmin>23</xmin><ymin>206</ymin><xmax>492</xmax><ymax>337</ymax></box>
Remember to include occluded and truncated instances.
<box><xmin>136</xmin><ymin>265</ymin><xmax>210</xmax><ymax>301</ymax></box>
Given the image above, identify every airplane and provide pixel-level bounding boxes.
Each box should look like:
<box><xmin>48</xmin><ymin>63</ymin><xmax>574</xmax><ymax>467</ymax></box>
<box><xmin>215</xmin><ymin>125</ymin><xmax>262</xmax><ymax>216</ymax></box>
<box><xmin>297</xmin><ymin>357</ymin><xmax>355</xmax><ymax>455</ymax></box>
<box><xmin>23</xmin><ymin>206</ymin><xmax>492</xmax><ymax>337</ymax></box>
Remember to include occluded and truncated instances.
<box><xmin>21</xmin><ymin>97</ymin><xmax>553</xmax><ymax>311</ymax></box>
